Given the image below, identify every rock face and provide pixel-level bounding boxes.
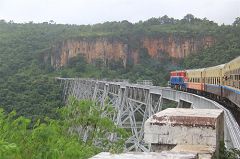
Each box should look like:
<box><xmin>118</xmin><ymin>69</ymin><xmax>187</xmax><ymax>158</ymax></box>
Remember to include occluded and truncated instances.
<box><xmin>51</xmin><ymin>38</ymin><xmax>130</xmax><ymax>68</ymax></box>
<box><xmin>50</xmin><ymin>35</ymin><xmax>214</xmax><ymax>68</ymax></box>
<box><xmin>142</xmin><ymin>36</ymin><xmax>214</xmax><ymax>59</ymax></box>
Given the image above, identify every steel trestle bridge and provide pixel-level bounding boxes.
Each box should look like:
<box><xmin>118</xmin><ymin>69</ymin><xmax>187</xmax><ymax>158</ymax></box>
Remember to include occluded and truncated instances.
<box><xmin>57</xmin><ymin>78</ymin><xmax>240</xmax><ymax>151</ymax></box>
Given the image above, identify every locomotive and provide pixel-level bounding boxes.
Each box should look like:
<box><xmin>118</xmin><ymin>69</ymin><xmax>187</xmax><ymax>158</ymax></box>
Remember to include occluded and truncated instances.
<box><xmin>170</xmin><ymin>56</ymin><xmax>240</xmax><ymax>108</ymax></box>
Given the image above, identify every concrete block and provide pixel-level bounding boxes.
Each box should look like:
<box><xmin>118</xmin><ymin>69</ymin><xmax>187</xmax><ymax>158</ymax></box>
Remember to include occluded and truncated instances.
<box><xmin>144</xmin><ymin>108</ymin><xmax>224</xmax><ymax>156</ymax></box>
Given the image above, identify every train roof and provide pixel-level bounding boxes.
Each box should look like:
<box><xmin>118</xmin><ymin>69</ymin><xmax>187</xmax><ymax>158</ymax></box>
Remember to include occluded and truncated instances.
<box><xmin>186</xmin><ymin>64</ymin><xmax>225</xmax><ymax>73</ymax></box>
<box><xmin>170</xmin><ymin>70</ymin><xmax>185</xmax><ymax>73</ymax></box>
<box><xmin>205</xmin><ymin>64</ymin><xmax>225</xmax><ymax>70</ymax></box>
<box><xmin>186</xmin><ymin>68</ymin><xmax>205</xmax><ymax>73</ymax></box>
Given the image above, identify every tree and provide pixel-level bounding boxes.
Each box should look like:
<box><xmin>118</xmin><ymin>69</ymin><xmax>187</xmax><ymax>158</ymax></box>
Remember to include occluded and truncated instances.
<box><xmin>233</xmin><ymin>17</ymin><xmax>240</xmax><ymax>26</ymax></box>
<box><xmin>60</xmin><ymin>97</ymin><xmax>128</xmax><ymax>153</ymax></box>
<box><xmin>183</xmin><ymin>14</ymin><xmax>195</xmax><ymax>23</ymax></box>
<box><xmin>159</xmin><ymin>15</ymin><xmax>176</xmax><ymax>24</ymax></box>
<box><xmin>0</xmin><ymin>97</ymin><xmax>128</xmax><ymax>158</ymax></box>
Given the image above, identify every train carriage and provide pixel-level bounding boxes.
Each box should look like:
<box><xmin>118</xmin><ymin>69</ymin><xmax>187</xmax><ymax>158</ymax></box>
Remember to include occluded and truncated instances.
<box><xmin>223</xmin><ymin>57</ymin><xmax>240</xmax><ymax>107</ymax></box>
<box><xmin>186</xmin><ymin>68</ymin><xmax>205</xmax><ymax>91</ymax></box>
<box><xmin>204</xmin><ymin>64</ymin><xmax>225</xmax><ymax>97</ymax></box>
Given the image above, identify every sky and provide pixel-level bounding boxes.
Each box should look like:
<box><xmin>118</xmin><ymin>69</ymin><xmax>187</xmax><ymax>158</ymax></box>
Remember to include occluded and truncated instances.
<box><xmin>0</xmin><ymin>0</ymin><xmax>239</xmax><ymax>25</ymax></box>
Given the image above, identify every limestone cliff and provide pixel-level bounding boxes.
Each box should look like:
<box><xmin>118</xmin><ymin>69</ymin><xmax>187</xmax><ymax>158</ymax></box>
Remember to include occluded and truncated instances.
<box><xmin>50</xmin><ymin>35</ymin><xmax>214</xmax><ymax>68</ymax></box>
<box><xmin>51</xmin><ymin>38</ymin><xmax>130</xmax><ymax>68</ymax></box>
<box><xmin>142</xmin><ymin>36</ymin><xmax>214</xmax><ymax>59</ymax></box>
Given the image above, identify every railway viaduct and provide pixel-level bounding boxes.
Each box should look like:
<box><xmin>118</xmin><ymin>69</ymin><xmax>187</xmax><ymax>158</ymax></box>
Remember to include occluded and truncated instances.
<box><xmin>57</xmin><ymin>78</ymin><xmax>240</xmax><ymax>152</ymax></box>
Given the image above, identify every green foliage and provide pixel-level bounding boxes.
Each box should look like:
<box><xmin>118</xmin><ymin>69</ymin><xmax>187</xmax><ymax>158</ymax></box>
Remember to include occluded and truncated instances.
<box><xmin>60</xmin><ymin>97</ymin><xmax>128</xmax><ymax>153</ymax></box>
<box><xmin>233</xmin><ymin>17</ymin><xmax>240</xmax><ymax>26</ymax></box>
<box><xmin>183</xmin><ymin>26</ymin><xmax>240</xmax><ymax>69</ymax></box>
<box><xmin>219</xmin><ymin>141</ymin><xmax>240</xmax><ymax>159</ymax></box>
<box><xmin>0</xmin><ymin>98</ymin><xmax>127</xmax><ymax>159</ymax></box>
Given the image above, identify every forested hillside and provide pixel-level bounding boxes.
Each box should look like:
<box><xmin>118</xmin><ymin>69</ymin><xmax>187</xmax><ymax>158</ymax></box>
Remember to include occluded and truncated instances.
<box><xmin>183</xmin><ymin>23</ymin><xmax>240</xmax><ymax>68</ymax></box>
<box><xmin>0</xmin><ymin>14</ymin><xmax>240</xmax><ymax>120</ymax></box>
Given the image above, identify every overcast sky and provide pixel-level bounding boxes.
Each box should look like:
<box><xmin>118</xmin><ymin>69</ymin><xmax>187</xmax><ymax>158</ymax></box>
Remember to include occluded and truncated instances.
<box><xmin>0</xmin><ymin>0</ymin><xmax>239</xmax><ymax>25</ymax></box>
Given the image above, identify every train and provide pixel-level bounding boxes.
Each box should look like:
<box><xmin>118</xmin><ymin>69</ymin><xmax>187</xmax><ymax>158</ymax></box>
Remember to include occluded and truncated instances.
<box><xmin>170</xmin><ymin>56</ymin><xmax>240</xmax><ymax>109</ymax></box>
